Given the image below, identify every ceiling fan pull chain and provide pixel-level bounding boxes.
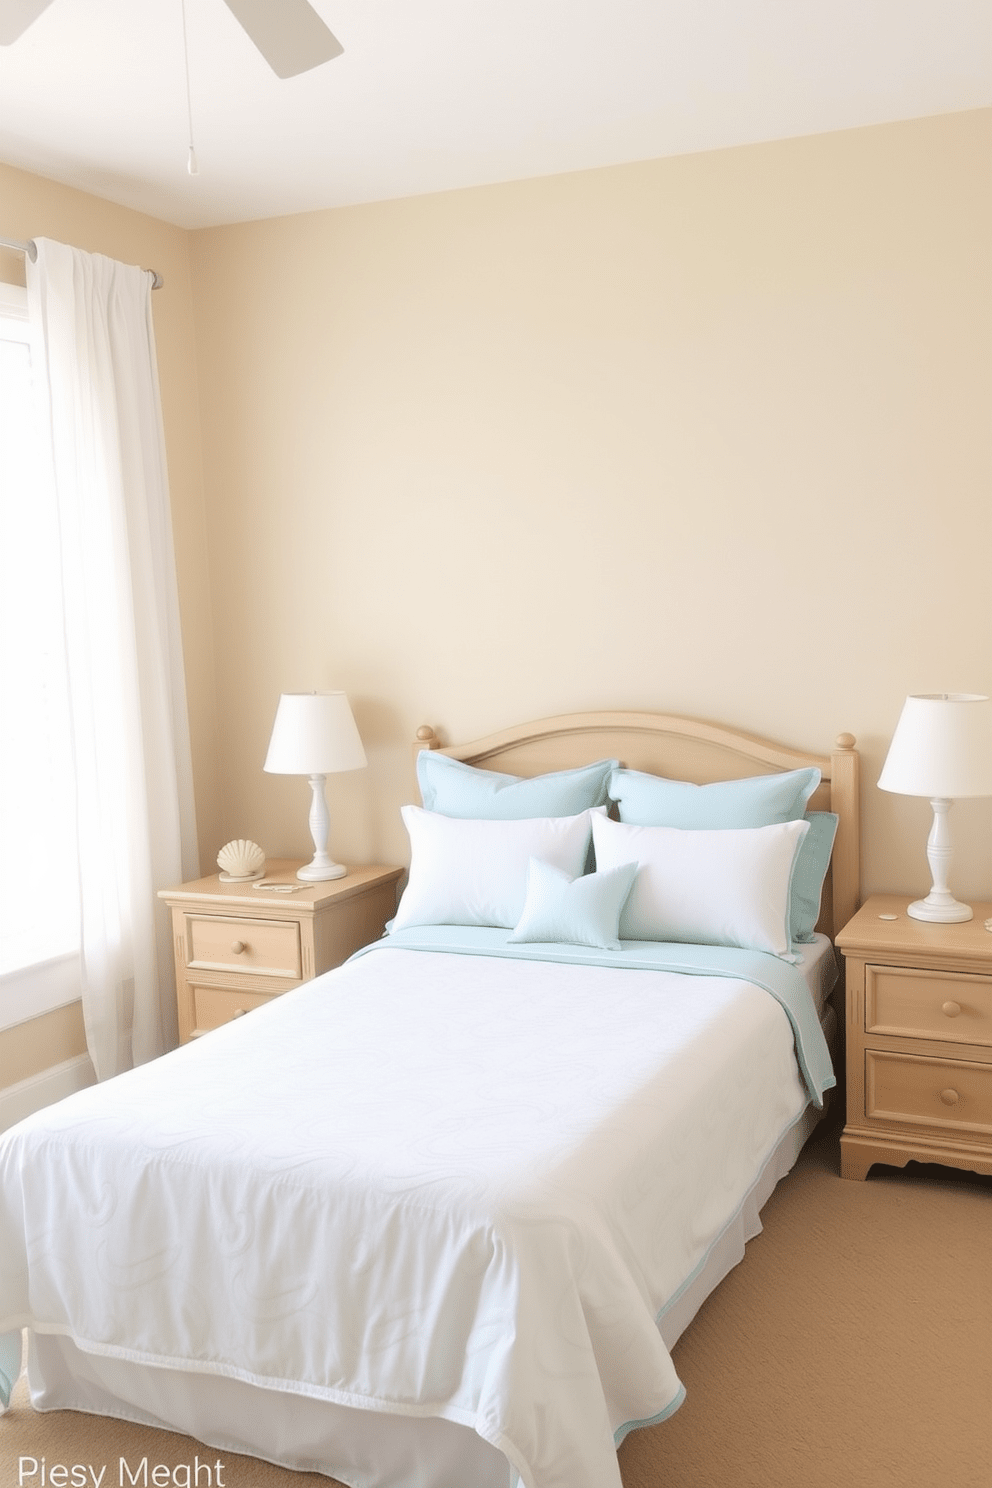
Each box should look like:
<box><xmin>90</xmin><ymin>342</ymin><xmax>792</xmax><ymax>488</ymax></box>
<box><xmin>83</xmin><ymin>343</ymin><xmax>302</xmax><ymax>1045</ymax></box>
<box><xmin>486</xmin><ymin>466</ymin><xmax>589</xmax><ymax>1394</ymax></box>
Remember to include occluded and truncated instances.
<box><xmin>180</xmin><ymin>0</ymin><xmax>199</xmax><ymax>176</ymax></box>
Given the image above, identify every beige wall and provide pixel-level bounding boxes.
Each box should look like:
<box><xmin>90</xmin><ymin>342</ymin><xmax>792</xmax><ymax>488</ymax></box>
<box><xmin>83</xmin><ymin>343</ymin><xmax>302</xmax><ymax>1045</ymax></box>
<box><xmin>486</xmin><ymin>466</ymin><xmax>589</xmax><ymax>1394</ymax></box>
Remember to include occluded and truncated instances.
<box><xmin>189</xmin><ymin>108</ymin><xmax>992</xmax><ymax>904</ymax></box>
<box><xmin>2</xmin><ymin>1001</ymin><xmax>87</xmax><ymax>1083</ymax></box>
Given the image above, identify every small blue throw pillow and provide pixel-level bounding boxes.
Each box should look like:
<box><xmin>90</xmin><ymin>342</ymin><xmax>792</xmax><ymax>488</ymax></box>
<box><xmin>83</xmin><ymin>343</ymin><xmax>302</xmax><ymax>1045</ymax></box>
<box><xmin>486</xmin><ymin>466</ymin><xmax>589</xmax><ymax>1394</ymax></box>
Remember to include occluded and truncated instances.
<box><xmin>418</xmin><ymin>751</ymin><xmax>618</xmax><ymax>819</ymax></box>
<box><xmin>509</xmin><ymin>858</ymin><xmax>639</xmax><ymax>951</ymax></box>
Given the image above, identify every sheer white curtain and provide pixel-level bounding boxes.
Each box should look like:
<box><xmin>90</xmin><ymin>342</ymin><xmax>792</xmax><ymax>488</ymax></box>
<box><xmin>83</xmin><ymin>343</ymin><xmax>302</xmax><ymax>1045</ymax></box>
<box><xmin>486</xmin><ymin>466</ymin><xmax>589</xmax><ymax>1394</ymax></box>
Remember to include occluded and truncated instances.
<box><xmin>26</xmin><ymin>238</ymin><xmax>199</xmax><ymax>1081</ymax></box>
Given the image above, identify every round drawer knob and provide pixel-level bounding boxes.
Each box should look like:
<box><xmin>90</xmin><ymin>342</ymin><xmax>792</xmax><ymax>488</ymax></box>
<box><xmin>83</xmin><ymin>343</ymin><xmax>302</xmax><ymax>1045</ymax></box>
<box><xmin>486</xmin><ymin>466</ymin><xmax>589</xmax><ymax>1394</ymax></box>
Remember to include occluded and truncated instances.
<box><xmin>231</xmin><ymin>1008</ymin><xmax>247</xmax><ymax>1018</ymax></box>
<box><xmin>939</xmin><ymin>1088</ymin><xmax>959</xmax><ymax>1106</ymax></box>
<box><xmin>942</xmin><ymin>1001</ymin><xmax>961</xmax><ymax>1018</ymax></box>
<box><xmin>231</xmin><ymin>940</ymin><xmax>247</xmax><ymax>954</ymax></box>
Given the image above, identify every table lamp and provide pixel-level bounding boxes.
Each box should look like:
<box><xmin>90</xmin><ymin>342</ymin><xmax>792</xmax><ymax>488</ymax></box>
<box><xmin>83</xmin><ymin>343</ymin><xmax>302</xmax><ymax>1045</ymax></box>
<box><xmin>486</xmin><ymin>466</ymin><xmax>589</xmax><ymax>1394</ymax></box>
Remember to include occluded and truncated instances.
<box><xmin>264</xmin><ymin>692</ymin><xmax>367</xmax><ymax>881</ymax></box>
<box><xmin>877</xmin><ymin>693</ymin><xmax>992</xmax><ymax>922</ymax></box>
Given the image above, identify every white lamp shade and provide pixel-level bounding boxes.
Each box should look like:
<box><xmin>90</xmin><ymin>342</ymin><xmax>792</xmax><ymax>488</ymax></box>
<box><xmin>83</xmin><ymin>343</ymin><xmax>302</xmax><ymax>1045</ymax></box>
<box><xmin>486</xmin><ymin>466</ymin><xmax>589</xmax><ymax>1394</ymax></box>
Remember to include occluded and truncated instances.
<box><xmin>264</xmin><ymin>692</ymin><xmax>367</xmax><ymax>775</ymax></box>
<box><xmin>878</xmin><ymin>694</ymin><xmax>992</xmax><ymax>799</ymax></box>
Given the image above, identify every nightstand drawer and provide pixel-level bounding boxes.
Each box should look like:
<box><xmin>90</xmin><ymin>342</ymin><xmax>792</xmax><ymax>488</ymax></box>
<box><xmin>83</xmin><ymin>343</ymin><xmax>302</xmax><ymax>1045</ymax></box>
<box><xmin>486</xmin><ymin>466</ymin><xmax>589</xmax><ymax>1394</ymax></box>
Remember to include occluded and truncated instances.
<box><xmin>865</xmin><ymin>964</ymin><xmax>992</xmax><ymax>1047</ymax></box>
<box><xmin>866</xmin><ymin>1049</ymin><xmax>992</xmax><ymax>1136</ymax></box>
<box><xmin>191</xmin><ymin>984</ymin><xmax>276</xmax><ymax>1034</ymax></box>
<box><xmin>185</xmin><ymin>915</ymin><xmax>302</xmax><ymax>978</ymax></box>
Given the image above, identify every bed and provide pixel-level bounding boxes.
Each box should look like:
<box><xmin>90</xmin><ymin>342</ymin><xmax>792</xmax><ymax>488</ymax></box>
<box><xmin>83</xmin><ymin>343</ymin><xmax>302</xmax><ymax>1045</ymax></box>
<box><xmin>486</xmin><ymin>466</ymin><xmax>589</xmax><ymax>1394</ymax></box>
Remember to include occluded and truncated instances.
<box><xmin>0</xmin><ymin>709</ymin><xmax>860</xmax><ymax>1488</ymax></box>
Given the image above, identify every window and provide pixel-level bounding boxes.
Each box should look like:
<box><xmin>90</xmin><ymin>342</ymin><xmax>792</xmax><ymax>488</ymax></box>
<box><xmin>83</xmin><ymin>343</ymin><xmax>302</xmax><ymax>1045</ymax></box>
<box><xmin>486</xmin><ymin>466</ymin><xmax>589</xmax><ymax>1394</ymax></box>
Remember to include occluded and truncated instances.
<box><xmin>0</xmin><ymin>281</ymin><xmax>80</xmax><ymax>1028</ymax></box>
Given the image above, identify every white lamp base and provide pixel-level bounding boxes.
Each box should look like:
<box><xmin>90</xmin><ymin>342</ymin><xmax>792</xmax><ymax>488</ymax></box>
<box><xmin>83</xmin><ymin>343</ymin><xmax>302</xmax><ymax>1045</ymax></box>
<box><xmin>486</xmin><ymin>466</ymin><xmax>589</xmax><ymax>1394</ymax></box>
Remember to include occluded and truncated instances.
<box><xmin>906</xmin><ymin>798</ymin><xmax>973</xmax><ymax>922</ymax></box>
<box><xmin>297</xmin><ymin>857</ymin><xmax>347</xmax><ymax>882</ymax></box>
<box><xmin>296</xmin><ymin>773</ymin><xmax>348</xmax><ymax>883</ymax></box>
<box><xmin>907</xmin><ymin>893</ymin><xmax>973</xmax><ymax>923</ymax></box>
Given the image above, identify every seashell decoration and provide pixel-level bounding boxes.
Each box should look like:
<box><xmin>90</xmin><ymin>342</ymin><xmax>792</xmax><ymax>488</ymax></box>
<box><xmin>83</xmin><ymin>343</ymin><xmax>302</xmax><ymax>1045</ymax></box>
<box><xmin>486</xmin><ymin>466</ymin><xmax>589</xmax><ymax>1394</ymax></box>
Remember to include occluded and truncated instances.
<box><xmin>217</xmin><ymin>839</ymin><xmax>266</xmax><ymax>881</ymax></box>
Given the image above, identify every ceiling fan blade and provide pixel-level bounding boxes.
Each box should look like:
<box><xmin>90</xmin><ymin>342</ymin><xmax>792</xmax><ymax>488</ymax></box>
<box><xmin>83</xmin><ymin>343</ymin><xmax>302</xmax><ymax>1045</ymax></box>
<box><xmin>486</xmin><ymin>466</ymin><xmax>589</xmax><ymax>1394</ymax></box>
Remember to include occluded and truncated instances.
<box><xmin>222</xmin><ymin>0</ymin><xmax>343</xmax><ymax>79</ymax></box>
<box><xmin>0</xmin><ymin>0</ymin><xmax>56</xmax><ymax>46</ymax></box>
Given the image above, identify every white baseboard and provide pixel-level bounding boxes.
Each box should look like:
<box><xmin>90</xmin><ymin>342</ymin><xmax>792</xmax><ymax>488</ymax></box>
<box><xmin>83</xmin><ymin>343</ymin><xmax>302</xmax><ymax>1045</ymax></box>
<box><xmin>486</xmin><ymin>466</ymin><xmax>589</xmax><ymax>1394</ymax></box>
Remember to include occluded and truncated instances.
<box><xmin>0</xmin><ymin>1053</ymin><xmax>96</xmax><ymax>1132</ymax></box>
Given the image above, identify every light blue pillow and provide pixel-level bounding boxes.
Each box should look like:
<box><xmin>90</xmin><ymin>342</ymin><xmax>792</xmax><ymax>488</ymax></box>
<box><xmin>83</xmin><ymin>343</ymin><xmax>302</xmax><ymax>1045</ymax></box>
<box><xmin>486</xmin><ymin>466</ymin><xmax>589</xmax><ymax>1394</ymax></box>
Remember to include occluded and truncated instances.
<box><xmin>791</xmin><ymin>812</ymin><xmax>838</xmax><ymax>942</ymax></box>
<box><xmin>608</xmin><ymin>766</ymin><xmax>820</xmax><ymax>828</ymax></box>
<box><xmin>509</xmin><ymin>858</ymin><xmax>639</xmax><ymax>951</ymax></box>
<box><xmin>418</xmin><ymin>752</ymin><xmax>619</xmax><ymax>819</ymax></box>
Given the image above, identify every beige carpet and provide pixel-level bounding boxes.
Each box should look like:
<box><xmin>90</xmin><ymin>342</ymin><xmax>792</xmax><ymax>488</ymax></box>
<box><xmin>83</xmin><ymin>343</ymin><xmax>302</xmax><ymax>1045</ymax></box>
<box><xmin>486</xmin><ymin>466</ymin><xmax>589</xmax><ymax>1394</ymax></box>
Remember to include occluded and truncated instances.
<box><xmin>3</xmin><ymin>1117</ymin><xmax>989</xmax><ymax>1488</ymax></box>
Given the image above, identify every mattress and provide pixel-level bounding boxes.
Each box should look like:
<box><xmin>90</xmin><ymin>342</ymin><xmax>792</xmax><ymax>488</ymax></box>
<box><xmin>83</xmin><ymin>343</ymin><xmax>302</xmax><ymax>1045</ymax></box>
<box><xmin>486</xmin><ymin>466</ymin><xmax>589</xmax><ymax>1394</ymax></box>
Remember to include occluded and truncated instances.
<box><xmin>1</xmin><ymin>937</ymin><xmax>837</xmax><ymax>1488</ymax></box>
<box><xmin>794</xmin><ymin>931</ymin><xmax>838</xmax><ymax>1018</ymax></box>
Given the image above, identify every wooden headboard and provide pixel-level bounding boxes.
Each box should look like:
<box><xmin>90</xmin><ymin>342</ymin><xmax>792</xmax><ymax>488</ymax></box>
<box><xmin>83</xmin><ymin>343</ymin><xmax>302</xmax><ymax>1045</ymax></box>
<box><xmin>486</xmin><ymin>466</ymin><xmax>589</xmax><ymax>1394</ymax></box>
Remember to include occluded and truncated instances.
<box><xmin>415</xmin><ymin>710</ymin><xmax>860</xmax><ymax>940</ymax></box>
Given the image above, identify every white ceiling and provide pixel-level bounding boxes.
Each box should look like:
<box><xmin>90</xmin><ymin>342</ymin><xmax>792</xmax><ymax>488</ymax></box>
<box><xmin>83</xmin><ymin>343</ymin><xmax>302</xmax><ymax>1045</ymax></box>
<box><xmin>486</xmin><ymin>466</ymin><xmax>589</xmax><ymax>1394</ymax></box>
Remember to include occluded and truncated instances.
<box><xmin>0</xmin><ymin>0</ymin><xmax>989</xmax><ymax>231</ymax></box>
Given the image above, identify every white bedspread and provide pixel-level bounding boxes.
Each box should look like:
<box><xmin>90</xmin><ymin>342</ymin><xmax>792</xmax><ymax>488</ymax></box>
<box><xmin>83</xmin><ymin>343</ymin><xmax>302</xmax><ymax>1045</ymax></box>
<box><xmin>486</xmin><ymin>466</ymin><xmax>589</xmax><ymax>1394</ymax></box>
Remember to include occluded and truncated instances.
<box><xmin>0</xmin><ymin>947</ymin><xmax>810</xmax><ymax>1488</ymax></box>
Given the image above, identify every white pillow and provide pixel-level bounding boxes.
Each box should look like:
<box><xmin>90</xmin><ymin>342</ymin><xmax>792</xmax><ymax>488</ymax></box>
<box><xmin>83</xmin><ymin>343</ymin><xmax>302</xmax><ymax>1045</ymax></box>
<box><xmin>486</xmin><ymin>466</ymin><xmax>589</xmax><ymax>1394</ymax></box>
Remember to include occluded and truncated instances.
<box><xmin>591</xmin><ymin>813</ymin><xmax>810</xmax><ymax>958</ymax></box>
<box><xmin>509</xmin><ymin>858</ymin><xmax>639</xmax><ymax>950</ymax></box>
<box><xmin>392</xmin><ymin>806</ymin><xmax>601</xmax><ymax>932</ymax></box>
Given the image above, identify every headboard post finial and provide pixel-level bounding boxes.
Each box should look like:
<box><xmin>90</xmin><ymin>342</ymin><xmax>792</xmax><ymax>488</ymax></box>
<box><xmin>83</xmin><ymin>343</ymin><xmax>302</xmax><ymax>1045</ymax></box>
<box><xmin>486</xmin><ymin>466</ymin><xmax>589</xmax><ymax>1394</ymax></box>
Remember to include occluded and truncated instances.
<box><xmin>415</xmin><ymin>725</ymin><xmax>440</xmax><ymax>753</ymax></box>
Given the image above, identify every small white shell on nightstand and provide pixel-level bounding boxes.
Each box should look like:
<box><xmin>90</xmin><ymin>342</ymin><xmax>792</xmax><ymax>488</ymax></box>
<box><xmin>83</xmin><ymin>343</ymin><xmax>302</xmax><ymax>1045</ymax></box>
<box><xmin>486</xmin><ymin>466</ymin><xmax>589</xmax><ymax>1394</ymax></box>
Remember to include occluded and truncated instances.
<box><xmin>217</xmin><ymin>839</ymin><xmax>266</xmax><ymax>881</ymax></box>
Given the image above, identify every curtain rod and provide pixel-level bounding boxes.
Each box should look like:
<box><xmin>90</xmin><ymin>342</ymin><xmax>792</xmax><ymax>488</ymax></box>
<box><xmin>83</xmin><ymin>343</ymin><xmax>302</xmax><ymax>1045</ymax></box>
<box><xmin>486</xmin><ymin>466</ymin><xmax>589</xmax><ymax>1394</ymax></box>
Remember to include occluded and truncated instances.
<box><xmin>0</xmin><ymin>235</ymin><xmax>164</xmax><ymax>290</ymax></box>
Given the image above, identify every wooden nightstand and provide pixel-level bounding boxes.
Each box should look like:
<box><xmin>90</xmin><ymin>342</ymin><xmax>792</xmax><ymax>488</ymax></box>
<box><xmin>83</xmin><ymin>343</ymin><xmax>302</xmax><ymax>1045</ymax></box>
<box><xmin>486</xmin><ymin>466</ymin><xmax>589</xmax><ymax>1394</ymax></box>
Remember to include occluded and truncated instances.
<box><xmin>159</xmin><ymin>861</ymin><xmax>403</xmax><ymax>1042</ymax></box>
<box><xmin>836</xmin><ymin>894</ymin><xmax>992</xmax><ymax>1180</ymax></box>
